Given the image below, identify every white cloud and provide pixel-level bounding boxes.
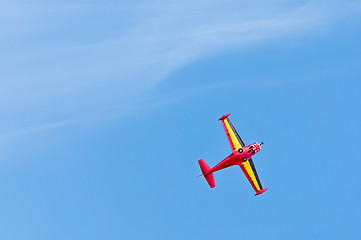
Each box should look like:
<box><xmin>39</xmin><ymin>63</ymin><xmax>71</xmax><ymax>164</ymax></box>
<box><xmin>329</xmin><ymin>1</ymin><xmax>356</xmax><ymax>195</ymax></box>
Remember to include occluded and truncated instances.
<box><xmin>0</xmin><ymin>0</ymin><xmax>359</xmax><ymax>144</ymax></box>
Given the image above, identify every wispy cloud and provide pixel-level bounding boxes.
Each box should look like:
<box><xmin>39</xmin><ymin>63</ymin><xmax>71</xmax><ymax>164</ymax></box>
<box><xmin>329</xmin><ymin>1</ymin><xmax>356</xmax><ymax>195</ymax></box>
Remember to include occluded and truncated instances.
<box><xmin>0</xmin><ymin>0</ymin><xmax>359</xmax><ymax>145</ymax></box>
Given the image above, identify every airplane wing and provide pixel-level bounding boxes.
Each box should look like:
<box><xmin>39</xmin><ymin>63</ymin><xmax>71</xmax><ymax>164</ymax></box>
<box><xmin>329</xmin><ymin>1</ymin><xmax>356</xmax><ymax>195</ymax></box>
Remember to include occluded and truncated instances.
<box><xmin>239</xmin><ymin>158</ymin><xmax>267</xmax><ymax>195</ymax></box>
<box><xmin>219</xmin><ymin>114</ymin><xmax>267</xmax><ymax>195</ymax></box>
<box><xmin>218</xmin><ymin>113</ymin><xmax>245</xmax><ymax>151</ymax></box>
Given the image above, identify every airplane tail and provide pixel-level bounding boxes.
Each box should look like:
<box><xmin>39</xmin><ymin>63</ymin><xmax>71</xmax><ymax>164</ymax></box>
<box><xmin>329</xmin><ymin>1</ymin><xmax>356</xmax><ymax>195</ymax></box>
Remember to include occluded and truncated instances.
<box><xmin>198</xmin><ymin>159</ymin><xmax>215</xmax><ymax>188</ymax></box>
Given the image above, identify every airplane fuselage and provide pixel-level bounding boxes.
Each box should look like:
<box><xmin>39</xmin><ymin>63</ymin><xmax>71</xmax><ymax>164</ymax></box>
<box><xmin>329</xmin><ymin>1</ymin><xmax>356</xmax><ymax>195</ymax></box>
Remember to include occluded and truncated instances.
<box><xmin>208</xmin><ymin>142</ymin><xmax>262</xmax><ymax>173</ymax></box>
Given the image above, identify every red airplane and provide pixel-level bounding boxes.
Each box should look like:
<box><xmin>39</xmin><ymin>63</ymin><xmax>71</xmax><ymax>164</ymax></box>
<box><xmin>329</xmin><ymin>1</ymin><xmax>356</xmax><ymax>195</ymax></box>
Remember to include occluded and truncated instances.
<box><xmin>198</xmin><ymin>113</ymin><xmax>268</xmax><ymax>196</ymax></box>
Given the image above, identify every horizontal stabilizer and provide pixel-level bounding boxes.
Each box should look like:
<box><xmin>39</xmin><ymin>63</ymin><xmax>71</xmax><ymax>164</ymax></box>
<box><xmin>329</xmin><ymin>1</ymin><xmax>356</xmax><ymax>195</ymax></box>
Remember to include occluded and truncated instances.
<box><xmin>198</xmin><ymin>159</ymin><xmax>215</xmax><ymax>188</ymax></box>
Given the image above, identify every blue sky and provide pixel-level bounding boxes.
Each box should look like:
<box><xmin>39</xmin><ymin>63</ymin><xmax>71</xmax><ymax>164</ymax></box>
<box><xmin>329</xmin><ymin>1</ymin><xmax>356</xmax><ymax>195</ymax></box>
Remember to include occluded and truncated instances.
<box><xmin>1</xmin><ymin>1</ymin><xmax>361</xmax><ymax>239</ymax></box>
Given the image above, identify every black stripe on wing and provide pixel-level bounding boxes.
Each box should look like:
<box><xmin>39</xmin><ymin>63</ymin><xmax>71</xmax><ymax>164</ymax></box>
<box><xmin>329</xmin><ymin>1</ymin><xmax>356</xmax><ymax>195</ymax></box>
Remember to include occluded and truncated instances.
<box><xmin>226</xmin><ymin>119</ymin><xmax>246</xmax><ymax>148</ymax></box>
<box><xmin>248</xmin><ymin>158</ymin><xmax>263</xmax><ymax>189</ymax></box>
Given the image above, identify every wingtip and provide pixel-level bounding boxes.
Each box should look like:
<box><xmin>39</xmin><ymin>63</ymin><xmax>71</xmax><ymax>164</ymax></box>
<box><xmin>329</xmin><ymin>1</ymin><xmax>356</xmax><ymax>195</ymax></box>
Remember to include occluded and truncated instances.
<box><xmin>218</xmin><ymin>113</ymin><xmax>231</xmax><ymax>121</ymax></box>
<box><xmin>254</xmin><ymin>188</ymin><xmax>268</xmax><ymax>196</ymax></box>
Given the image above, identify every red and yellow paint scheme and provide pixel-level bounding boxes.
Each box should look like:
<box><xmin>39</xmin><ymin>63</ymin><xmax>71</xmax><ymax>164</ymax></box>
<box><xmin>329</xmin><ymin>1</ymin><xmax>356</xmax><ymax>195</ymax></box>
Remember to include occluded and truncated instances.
<box><xmin>198</xmin><ymin>113</ymin><xmax>268</xmax><ymax>196</ymax></box>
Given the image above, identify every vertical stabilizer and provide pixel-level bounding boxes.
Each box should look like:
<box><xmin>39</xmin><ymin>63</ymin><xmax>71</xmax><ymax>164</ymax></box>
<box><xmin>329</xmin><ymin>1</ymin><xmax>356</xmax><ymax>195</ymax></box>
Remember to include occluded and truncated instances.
<box><xmin>198</xmin><ymin>159</ymin><xmax>215</xmax><ymax>188</ymax></box>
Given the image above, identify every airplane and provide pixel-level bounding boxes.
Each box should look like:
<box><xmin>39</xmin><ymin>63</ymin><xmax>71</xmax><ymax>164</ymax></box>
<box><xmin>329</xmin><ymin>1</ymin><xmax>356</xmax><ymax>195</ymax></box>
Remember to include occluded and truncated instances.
<box><xmin>198</xmin><ymin>113</ymin><xmax>268</xmax><ymax>196</ymax></box>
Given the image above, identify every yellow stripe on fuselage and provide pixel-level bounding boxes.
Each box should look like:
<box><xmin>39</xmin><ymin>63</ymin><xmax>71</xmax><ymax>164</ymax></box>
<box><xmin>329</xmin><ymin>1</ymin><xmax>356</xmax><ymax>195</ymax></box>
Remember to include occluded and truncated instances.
<box><xmin>242</xmin><ymin>161</ymin><xmax>261</xmax><ymax>191</ymax></box>
<box><xmin>224</xmin><ymin>119</ymin><xmax>242</xmax><ymax>150</ymax></box>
